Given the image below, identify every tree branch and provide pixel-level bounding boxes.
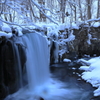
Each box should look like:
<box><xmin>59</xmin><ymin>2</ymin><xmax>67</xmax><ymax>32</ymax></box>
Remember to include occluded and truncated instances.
<box><xmin>31</xmin><ymin>0</ymin><xmax>58</xmax><ymax>25</ymax></box>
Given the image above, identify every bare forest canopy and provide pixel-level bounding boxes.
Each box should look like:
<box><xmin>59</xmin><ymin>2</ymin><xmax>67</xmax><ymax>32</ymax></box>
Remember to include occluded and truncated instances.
<box><xmin>0</xmin><ymin>0</ymin><xmax>100</xmax><ymax>26</ymax></box>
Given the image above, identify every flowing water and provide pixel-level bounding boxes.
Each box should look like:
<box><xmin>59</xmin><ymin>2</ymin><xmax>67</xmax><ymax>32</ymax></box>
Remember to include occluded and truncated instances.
<box><xmin>4</xmin><ymin>32</ymin><xmax>100</xmax><ymax>100</ymax></box>
<box><xmin>21</xmin><ymin>32</ymin><xmax>50</xmax><ymax>91</ymax></box>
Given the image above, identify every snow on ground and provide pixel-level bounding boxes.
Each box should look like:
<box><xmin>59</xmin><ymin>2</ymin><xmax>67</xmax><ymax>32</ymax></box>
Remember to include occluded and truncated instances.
<box><xmin>79</xmin><ymin>57</ymin><xmax>100</xmax><ymax>96</ymax></box>
<box><xmin>63</xmin><ymin>58</ymin><xmax>71</xmax><ymax>62</ymax></box>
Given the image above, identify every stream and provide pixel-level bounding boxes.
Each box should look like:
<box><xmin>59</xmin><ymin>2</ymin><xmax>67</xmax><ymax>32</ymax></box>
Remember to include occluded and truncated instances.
<box><xmin>50</xmin><ymin>61</ymin><xmax>100</xmax><ymax>100</ymax></box>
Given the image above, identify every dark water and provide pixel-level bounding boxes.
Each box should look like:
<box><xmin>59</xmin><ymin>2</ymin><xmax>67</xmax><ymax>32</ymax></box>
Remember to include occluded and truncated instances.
<box><xmin>50</xmin><ymin>62</ymin><xmax>100</xmax><ymax>100</ymax></box>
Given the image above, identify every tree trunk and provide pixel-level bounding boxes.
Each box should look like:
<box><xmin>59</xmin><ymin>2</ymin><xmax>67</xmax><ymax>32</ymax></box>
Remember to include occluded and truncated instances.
<box><xmin>87</xmin><ymin>0</ymin><xmax>91</xmax><ymax>20</ymax></box>
<box><xmin>61</xmin><ymin>0</ymin><xmax>66</xmax><ymax>23</ymax></box>
<box><xmin>38</xmin><ymin>0</ymin><xmax>46</xmax><ymax>22</ymax></box>
<box><xmin>79</xmin><ymin>0</ymin><xmax>83</xmax><ymax>20</ymax></box>
<box><xmin>97</xmin><ymin>0</ymin><xmax>100</xmax><ymax>18</ymax></box>
<box><xmin>73</xmin><ymin>0</ymin><xmax>77</xmax><ymax>21</ymax></box>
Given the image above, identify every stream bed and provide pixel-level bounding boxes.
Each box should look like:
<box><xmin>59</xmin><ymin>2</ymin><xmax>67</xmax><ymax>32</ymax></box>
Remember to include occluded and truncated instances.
<box><xmin>50</xmin><ymin>62</ymin><xmax>100</xmax><ymax>100</ymax></box>
<box><xmin>4</xmin><ymin>61</ymin><xmax>100</xmax><ymax>100</ymax></box>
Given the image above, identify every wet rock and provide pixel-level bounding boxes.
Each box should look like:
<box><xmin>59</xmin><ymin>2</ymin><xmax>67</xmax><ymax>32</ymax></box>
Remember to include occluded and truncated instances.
<box><xmin>59</xmin><ymin>26</ymin><xmax>100</xmax><ymax>60</ymax></box>
<box><xmin>0</xmin><ymin>83</ymin><xmax>8</xmax><ymax>100</ymax></box>
<box><xmin>0</xmin><ymin>37</ymin><xmax>26</xmax><ymax>99</ymax></box>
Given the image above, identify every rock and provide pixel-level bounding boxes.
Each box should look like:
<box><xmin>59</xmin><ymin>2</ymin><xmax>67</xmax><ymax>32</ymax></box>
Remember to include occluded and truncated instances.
<box><xmin>59</xmin><ymin>26</ymin><xmax>100</xmax><ymax>60</ymax></box>
<box><xmin>0</xmin><ymin>37</ymin><xmax>26</xmax><ymax>99</ymax></box>
<box><xmin>40</xmin><ymin>97</ymin><xmax>44</xmax><ymax>100</ymax></box>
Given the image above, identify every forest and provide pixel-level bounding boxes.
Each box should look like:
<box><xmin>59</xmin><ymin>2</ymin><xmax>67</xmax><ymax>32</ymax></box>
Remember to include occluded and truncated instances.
<box><xmin>0</xmin><ymin>0</ymin><xmax>100</xmax><ymax>25</ymax></box>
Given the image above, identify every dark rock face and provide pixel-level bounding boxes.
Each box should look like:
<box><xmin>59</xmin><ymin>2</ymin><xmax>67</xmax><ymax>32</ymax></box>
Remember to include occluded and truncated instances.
<box><xmin>50</xmin><ymin>41</ymin><xmax>56</xmax><ymax>64</ymax></box>
<box><xmin>73</xmin><ymin>26</ymin><xmax>100</xmax><ymax>57</ymax></box>
<box><xmin>59</xmin><ymin>26</ymin><xmax>100</xmax><ymax>60</ymax></box>
<box><xmin>0</xmin><ymin>37</ymin><xmax>26</xmax><ymax>99</ymax></box>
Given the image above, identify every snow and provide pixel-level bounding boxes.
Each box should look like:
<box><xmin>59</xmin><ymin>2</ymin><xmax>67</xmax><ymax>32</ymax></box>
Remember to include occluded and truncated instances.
<box><xmin>1</xmin><ymin>21</ymin><xmax>99</xmax><ymax>40</ymax></box>
<box><xmin>0</xmin><ymin>24</ymin><xmax>24</xmax><ymax>38</ymax></box>
<box><xmin>0</xmin><ymin>31</ymin><xmax>12</xmax><ymax>38</ymax></box>
<box><xmin>92</xmin><ymin>22</ymin><xmax>100</xmax><ymax>27</ymax></box>
<box><xmin>1</xmin><ymin>24</ymin><xmax>100</xmax><ymax>98</ymax></box>
<box><xmin>79</xmin><ymin>57</ymin><xmax>100</xmax><ymax>96</ymax></box>
<box><xmin>1</xmin><ymin>24</ymin><xmax>12</xmax><ymax>33</ymax></box>
<box><xmin>87</xmin><ymin>34</ymin><xmax>92</xmax><ymax>45</ymax></box>
<box><xmin>63</xmin><ymin>58</ymin><xmax>71</xmax><ymax>62</ymax></box>
<box><xmin>78</xmin><ymin>59</ymin><xmax>91</xmax><ymax>66</ymax></box>
<box><xmin>47</xmin><ymin>26</ymin><xmax>59</xmax><ymax>63</ymax></box>
<box><xmin>64</xmin><ymin>30</ymin><xmax>75</xmax><ymax>42</ymax></box>
<box><xmin>79</xmin><ymin>66</ymin><xmax>90</xmax><ymax>71</ymax></box>
<box><xmin>58</xmin><ymin>23</ymin><xmax>79</xmax><ymax>30</ymax></box>
<box><xmin>13</xmin><ymin>26</ymin><xmax>23</xmax><ymax>36</ymax></box>
<box><xmin>71</xmin><ymin>23</ymin><xmax>79</xmax><ymax>29</ymax></box>
<box><xmin>58</xmin><ymin>24</ymin><xmax>69</xmax><ymax>30</ymax></box>
<box><xmin>17</xmin><ymin>28</ymin><xmax>23</xmax><ymax>36</ymax></box>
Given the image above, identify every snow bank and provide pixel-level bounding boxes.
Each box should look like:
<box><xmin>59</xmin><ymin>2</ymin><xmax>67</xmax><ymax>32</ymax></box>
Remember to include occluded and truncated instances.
<box><xmin>0</xmin><ymin>24</ymin><xmax>23</xmax><ymax>38</ymax></box>
<box><xmin>92</xmin><ymin>22</ymin><xmax>100</xmax><ymax>27</ymax></box>
<box><xmin>58</xmin><ymin>23</ymin><xmax>79</xmax><ymax>30</ymax></box>
<box><xmin>0</xmin><ymin>31</ymin><xmax>12</xmax><ymax>38</ymax></box>
<box><xmin>1</xmin><ymin>22</ymin><xmax>100</xmax><ymax>40</ymax></box>
<box><xmin>2</xmin><ymin>24</ymin><xmax>12</xmax><ymax>33</ymax></box>
<box><xmin>63</xmin><ymin>58</ymin><xmax>71</xmax><ymax>62</ymax></box>
<box><xmin>79</xmin><ymin>57</ymin><xmax>100</xmax><ymax>96</ymax></box>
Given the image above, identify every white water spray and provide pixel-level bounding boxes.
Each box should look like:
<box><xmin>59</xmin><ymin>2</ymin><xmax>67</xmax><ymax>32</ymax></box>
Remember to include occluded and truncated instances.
<box><xmin>22</xmin><ymin>32</ymin><xmax>50</xmax><ymax>91</ymax></box>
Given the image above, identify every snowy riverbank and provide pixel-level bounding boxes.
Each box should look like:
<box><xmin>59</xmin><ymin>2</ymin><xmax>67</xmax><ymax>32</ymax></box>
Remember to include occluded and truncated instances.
<box><xmin>79</xmin><ymin>57</ymin><xmax>100</xmax><ymax>96</ymax></box>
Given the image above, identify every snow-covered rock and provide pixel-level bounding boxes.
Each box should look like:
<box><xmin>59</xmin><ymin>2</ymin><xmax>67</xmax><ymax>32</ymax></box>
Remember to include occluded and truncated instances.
<box><xmin>63</xmin><ymin>58</ymin><xmax>71</xmax><ymax>62</ymax></box>
<box><xmin>79</xmin><ymin>57</ymin><xmax>100</xmax><ymax>96</ymax></box>
<box><xmin>1</xmin><ymin>25</ymin><xmax>12</xmax><ymax>33</ymax></box>
<box><xmin>0</xmin><ymin>31</ymin><xmax>12</xmax><ymax>38</ymax></box>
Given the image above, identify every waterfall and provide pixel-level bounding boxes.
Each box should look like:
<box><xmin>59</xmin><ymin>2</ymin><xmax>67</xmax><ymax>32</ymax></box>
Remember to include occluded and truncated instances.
<box><xmin>0</xmin><ymin>32</ymin><xmax>50</xmax><ymax>100</ymax></box>
<box><xmin>22</xmin><ymin>32</ymin><xmax>50</xmax><ymax>91</ymax></box>
<box><xmin>4</xmin><ymin>32</ymin><xmax>68</xmax><ymax>100</ymax></box>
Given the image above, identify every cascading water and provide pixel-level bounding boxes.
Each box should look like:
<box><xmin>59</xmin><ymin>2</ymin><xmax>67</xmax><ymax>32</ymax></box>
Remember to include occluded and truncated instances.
<box><xmin>13</xmin><ymin>42</ymin><xmax>23</xmax><ymax>88</ymax></box>
<box><xmin>0</xmin><ymin>25</ymin><xmax>97</xmax><ymax>100</ymax></box>
<box><xmin>22</xmin><ymin>32</ymin><xmax>50</xmax><ymax>91</ymax></box>
<box><xmin>4</xmin><ymin>32</ymin><xmax>51</xmax><ymax>100</ymax></box>
<box><xmin>4</xmin><ymin>31</ymin><xmax>84</xmax><ymax>100</ymax></box>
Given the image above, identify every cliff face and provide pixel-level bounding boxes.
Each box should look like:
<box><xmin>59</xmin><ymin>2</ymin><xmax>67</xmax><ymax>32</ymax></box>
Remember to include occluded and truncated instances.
<box><xmin>0</xmin><ymin>37</ymin><xmax>26</xmax><ymax>100</ymax></box>
<box><xmin>59</xmin><ymin>26</ymin><xmax>100</xmax><ymax>60</ymax></box>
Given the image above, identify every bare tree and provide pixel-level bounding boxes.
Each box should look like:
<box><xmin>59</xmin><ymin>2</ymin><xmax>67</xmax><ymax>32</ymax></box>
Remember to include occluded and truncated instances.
<box><xmin>78</xmin><ymin>0</ymin><xmax>83</xmax><ymax>20</ymax></box>
<box><xmin>0</xmin><ymin>0</ymin><xmax>99</xmax><ymax>26</ymax></box>
<box><xmin>60</xmin><ymin>0</ymin><xmax>66</xmax><ymax>23</ymax></box>
<box><xmin>97</xmin><ymin>0</ymin><xmax>100</xmax><ymax>18</ymax></box>
<box><xmin>38</xmin><ymin>0</ymin><xmax>46</xmax><ymax>22</ymax></box>
<box><xmin>86</xmin><ymin>0</ymin><xmax>92</xmax><ymax>20</ymax></box>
